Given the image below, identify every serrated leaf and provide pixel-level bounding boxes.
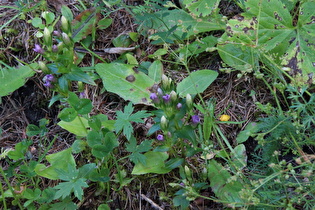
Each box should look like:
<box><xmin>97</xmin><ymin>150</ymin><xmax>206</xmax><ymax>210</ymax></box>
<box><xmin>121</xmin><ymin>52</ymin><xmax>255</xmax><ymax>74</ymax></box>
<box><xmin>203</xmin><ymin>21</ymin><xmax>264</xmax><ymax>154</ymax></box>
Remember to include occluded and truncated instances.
<box><xmin>114</xmin><ymin>102</ymin><xmax>151</xmax><ymax>140</ymax></box>
<box><xmin>138</xmin><ymin>9</ymin><xmax>225</xmax><ymax>43</ymax></box>
<box><xmin>0</xmin><ymin>64</ymin><xmax>36</xmax><ymax>97</ymax></box>
<box><xmin>96</xmin><ymin>63</ymin><xmax>155</xmax><ymax>105</ymax></box>
<box><xmin>54</xmin><ymin>178</ymin><xmax>88</xmax><ymax>201</ymax></box>
<box><xmin>177</xmin><ymin>70</ymin><xmax>218</xmax><ymax>97</ymax></box>
<box><xmin>218</xmin><ymin>0</ymin><xmax>315</xmax><ymax>83</ymax></box>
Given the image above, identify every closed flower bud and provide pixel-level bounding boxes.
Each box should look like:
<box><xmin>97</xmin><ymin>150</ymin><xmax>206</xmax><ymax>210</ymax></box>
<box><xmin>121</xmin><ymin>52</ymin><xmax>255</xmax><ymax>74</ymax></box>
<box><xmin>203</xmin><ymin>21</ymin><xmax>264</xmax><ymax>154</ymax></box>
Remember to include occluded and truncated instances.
<box><xmin>150</xmin><ymin>92</ymin><xmax>159</xmax><ymax>103</ymax></box>
<box><xmin>61</xmin><ymin>32</ymin><xmax>71</xmax><ymax>46</ymax></box>
<box><xmin>157</xmin><ymin>87</ymin><xmax>163</xmax><ymax>96</ymax></box>
<box><xmin>186</xmin><ymin>94</ymin><xmax>193</xmax><ymax>110</ymax></box>
<box><xmin>162</xmin><ymin>74</ymin><xmax>171</xmax><ymax>90</ymax></box>
<box><xmin>61</xmin><ymin>16</ymin><xmax>69</xmax><ymax>33</ymax></box>
<box><xmin>170</xmin><ymin>90</ymin><xmax>177</xmax><ymax>102</ymax></box>
<box><xmin>162</xmin><ymin>94</ymin><xmax>170</xmax><ymax>103</ymax></box>
<box><xmin>52</xmin><ymin>44</ymin><xmax>58</xmax><ymax>52</ymax></box>
<box><xmin>176</xmin><ymin>103</ymin><xmax>182</xmax><ymax>109</ymax></box>
<box><xmin>38</xmin><ymin>61</ymin><xmax>49</xmax><ymax>73</ymax></box>
<box><xmin>160</xmin><ymin>116</ymin><xmax>168</xmax><ymax>131</ymax></box>
<box><xmin>43</xmin><ymin>27</ymin><xmax>52</xmax><ymax>46</ymax></box>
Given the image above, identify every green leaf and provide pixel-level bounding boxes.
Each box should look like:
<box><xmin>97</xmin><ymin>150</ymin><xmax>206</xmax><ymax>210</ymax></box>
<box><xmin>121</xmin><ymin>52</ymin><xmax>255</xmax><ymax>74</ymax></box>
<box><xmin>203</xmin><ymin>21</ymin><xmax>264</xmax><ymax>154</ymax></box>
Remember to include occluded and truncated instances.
<box><xmin>218</xmin><ymin>0</ymin><xmax>315</xmax><ymax>83</ymax></box>
<box><xmin>35</xmin><ymin>148</ymin><xmax>76</xmax><ymax>180</ymax></box>
<box><xmin>177</xmin><ymin>70</ymin><xmax>218</xmax><ymax>97</ymax></box>
<box><xmin>58</xmin><ymin>116</ymin><xmax>89</xmax><ymax>136</ymax></box>
<box><xmin>54</xmin><ymin>178</ymin><xmax>88</xmax><ymax>201</ymax></box>
<box><xmin>148</xmin><ymin>60</ymin><xmax>163</xmax><ymax>83</ymax></box>
<box><xmin>92</xmin><ymin>132</ymin><xmax>118</xmax><ymax>159</ymax></box>
<box><xmin>236</xmin><ymin>122</ymin><xmax>258</xmax><ymax>143</ymax></box>
<box><xmin>64</xmin><ymin>67</ymin><xmax>96</xmax><ymax>85</ymax></box>
<box><xmin>72</xmin><ymin>8</ymin><xmax>100</xmax><ymax>42</ymax></box>
<box><xmin>95</xmin><ymin>63</ymin><xmax>155</xmax><ymax>105</ymax></box>
<box><xmin>31</xmin><ymin>17</ymin><xmax>44</xmax><ymax>28</ymax></box>
<box><xmin>0</xmin><ymin>64</ymin><xmax>36</xmax><ymax>97</ymax></box>
<box><xmin>231</xmin><ymin>144</ymin><xmax>247</xmax><ymax>170</ymax></box>
<box><xmin>8</xmin><ymin>140</ymin><xmax>32</xmax><ymax>161</ymax></box>
<box><xmin>184</xmin><ymin>0</ymin><xmax>220</xmax><ymax>17</ymax></box>
<box><xmin>71</xmin><ymin>140</ymin><xmax>87</xmax><ymax>153</ymax></box>
<box><xmin>126</xmin><ymin>136</ymin><xmax>152</xmax><ymax>165</ymax></box>
<box><xmin>58</xmin><ymin>107</ymin><xmax>77</xmax><ymax>122</ymax></box>
<box><xmin>138</xmin><ymin>9</ymin><xmax>225</xmax><ymax>43</ymax></box>
<box><xmin>97</xmin><ymin>18</ymin><xmax>112</xmax><ymax>29</ymax></box>
<box><xmin>114</xmin><ymin>102</ymin><xmax>151</xmax><ymax>140</ymax></box>
<box><xmin>207</xmin><ymin>160</ymin><xmax>244</xmax><ymax>205</ymax></box>
<box><xmin>50</xmin><ymin>199</ymin><xmax>78</xmax><ymax>210</ymax></box>
<box><xmin>61</xmin><ymin>5</ymin><xmax>73</xmax><ymax>21</ymax></box>
<box><xmin>132</xmin><ymin>151</ymin><xmax>171</xmax><ymax>175</ymax></box>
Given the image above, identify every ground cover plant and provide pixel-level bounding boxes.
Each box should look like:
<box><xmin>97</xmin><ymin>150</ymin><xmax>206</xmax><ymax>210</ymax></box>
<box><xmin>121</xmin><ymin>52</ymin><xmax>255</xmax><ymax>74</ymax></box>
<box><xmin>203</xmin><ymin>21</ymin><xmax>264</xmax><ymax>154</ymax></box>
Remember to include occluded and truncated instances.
<box><xmin>0</xmin><ymin>0</ymin><xmax>315</xmax><ymax>209</ymax></box>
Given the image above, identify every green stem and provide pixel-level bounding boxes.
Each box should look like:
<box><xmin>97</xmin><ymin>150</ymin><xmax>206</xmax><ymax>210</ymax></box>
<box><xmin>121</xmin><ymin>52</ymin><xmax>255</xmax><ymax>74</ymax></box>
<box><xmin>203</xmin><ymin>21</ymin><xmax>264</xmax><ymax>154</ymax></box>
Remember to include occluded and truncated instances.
<box><xmin>0</xmin><ymin>166</ymin><xmax>24</xmax><ymax>209</ymax></box>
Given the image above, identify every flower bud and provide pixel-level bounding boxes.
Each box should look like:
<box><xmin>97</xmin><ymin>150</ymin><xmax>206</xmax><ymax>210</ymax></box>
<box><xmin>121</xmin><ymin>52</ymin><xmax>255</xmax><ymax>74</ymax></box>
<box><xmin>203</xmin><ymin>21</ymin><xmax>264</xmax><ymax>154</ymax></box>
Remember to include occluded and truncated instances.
<box><xmin>186</xmin><ymin>94</ymin><xmax>193</xmax><ymax>110</ymax></box>
<box><xmin>61</xmin><ymin>16</ymin><xmax>70</xmax><ymax>33</ymax></box>
<box><xmin>170</xmin><ymin>90</ymin><xmax>177</xmax><ymax>102</ymax></box>
<box><xmin>160</xmin><ymin>116</ymin><xmax>168</xmax><ymax>131</ymax></box>
<box><xmin>33</xmin><ymin>44</ymin><xmax>45</xmax><ymax>54</ymax></box>
<box><xmin>61</xmin><ymin>32</ymin><xmax>71</xmax><ymax>46</ymax></box>
<box><xmin>38</xmin><ymin>61</ymin><xmax>49</xmax><ymax>73</ymax></box>
<box><xmin>192</xmin><ymin>115</ymin><xmax>200</xmax><ymax>125</ymax></box>
<box><xmin>157</xmin><ymin>87</ymin><xmax>163</xmax><ymax>96</ymax></box>
<box><xmin>176</xmin><ymin>103</ymin><xmax>182</xmax><ymax>109</ymax></box>
<box><xmin>161</xmin><ymin>74</ymin><xmax>171</xmax><ymax>90</ymax></box>
<box><xmin>150</xmin><ymin>93</ymin><xmax>159</xmax><ymax>103</ymax></box>
<box><xmin>162</xmin><ymin>94</ymin><xmax>170</xmax><ymax>103</ymax></box>
<box><xmin>52</xmin><ymin>44</ymin><xmax>58</xmax><ymax>52</ymax></box>
<box><xmin>43</xmin><ymin>27</ymin><xmax>52</xmax><ymax>46</ymax></box>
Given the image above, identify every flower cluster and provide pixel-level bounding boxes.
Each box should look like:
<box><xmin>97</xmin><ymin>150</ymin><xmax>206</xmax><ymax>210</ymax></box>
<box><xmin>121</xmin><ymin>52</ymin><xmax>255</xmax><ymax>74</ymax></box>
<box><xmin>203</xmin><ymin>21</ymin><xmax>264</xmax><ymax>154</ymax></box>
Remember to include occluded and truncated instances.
<box><xmin>43</xmin><ymin>74</ymin><xmax>55</xmax><ymax>88</ymax></box>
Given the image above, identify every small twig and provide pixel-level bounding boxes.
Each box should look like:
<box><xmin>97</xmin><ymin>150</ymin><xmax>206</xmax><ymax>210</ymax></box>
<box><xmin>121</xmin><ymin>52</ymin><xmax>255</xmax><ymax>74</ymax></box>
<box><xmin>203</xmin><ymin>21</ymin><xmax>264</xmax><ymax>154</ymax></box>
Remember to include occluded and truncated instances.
<box><xmin>140</xmin><ymin>194</ymin><xmax>163</xmax><ymax>210</ymax></box>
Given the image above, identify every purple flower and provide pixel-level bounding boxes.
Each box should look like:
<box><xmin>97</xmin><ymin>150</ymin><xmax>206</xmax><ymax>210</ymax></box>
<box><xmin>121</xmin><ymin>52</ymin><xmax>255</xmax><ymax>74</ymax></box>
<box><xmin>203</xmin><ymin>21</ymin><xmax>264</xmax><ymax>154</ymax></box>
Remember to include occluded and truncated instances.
<box><xmin>52</xmin><ymin>44</ymin><xmax>58</xmax><ymax>52</ymax></box>
<box><xmin>176</xmin><ymin>103</ymin><xmax>182</xmax><ymax>109</ymax></box>
<box><xmin>33</xmin><ymin>44</ymin><xmax>45</xmax><ymax>54</ymax></box>
<box><xmin>43</xmin><ymin>81</ymin><xmax>52</xmax><ymax>88</ymax></box>
<box><xmin>45</xmin><ymin>74</ymin><xmax>54</xmax><ymax>82</ymax></box>
<box><xmin>162</xmin><ymin>94</ymin><xmax>170</xmax><ymax>103</ymax></box>
<box><xmin>53</xmin><ymin>30</ymin><xmax>61</xmax><ymax>36</ymax></box>
<box><xmin>79</xmin><ymin>92</ymin><xmax>86</xmax><ymax>98</ymax></box>
<box><xmin>157</xmin><ymin>134</ymin><xmax>164</xmax><ymax>141</ymax></box>
<box><xmin>150</xmin><ymin>93</ymin><xmax>159</xmax><ymax>102</ymax></box>
<box><xmin>192</xmin><ymin>115</ymin><xmax>200</xmax><ymax>124</ymax></box>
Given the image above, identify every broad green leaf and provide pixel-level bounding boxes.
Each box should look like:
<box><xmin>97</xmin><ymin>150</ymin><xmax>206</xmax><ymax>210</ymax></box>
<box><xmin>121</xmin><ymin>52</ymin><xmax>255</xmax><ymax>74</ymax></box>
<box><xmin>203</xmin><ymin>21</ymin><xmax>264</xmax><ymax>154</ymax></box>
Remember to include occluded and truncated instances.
<box><xmin>236</xmin><ymin>122</ymin><xmax>258</xmax><ymax>143</ymax></box>
<box><xmin>0</xmin><ymin>64</ymin><xmax>36</xmax><ymax>97</ymax></box>
<box><xmin>231</xmin><ymin>144</ymin><xmax>247</xmax><ymax>170</ymax></box>
<box><xmin>207</xmin><ymin>160</ymin><xmax>244</xmax><ymax>205</ymax></box>
<box><xmin>61</xmin><ymin>5</ymin><xmax>73</xmax><ymax>21</ymax></box>
<box><xmin>72</xmin><ymin>8</ymin><xmax>100</xmax><ymax>42</ymax></box>
<box><xmin>148</xmin><ymin>60</ymin><xmax>163</xmax><ymax>83</ymax></box>
<box><xmin>58</xmin><ymin>107</ymin><xmax>77</xmax><ymax>122</ymax></box>
<box><xmin>177</xmin><ymin>70</ymin><xmax>218</xmax><ymax>97</ymax></box>
<box><xmin>132</xmin><ymin>151</ymin><xmax>171</xmax><ymax>175</ymax></box>
<box><xmin>71</xmin><ymin>140</ymin><xmax>86</xmax><ymax>153</ymax></box>
<box><xmin>8</xmin><ymin>140</ymin><xmax>32</xmax><ymax>161</ymax></box>
<box><xmin>64</xmin><ymin>67</ymin><xmax>96</xmax><ymax>85</ymax></box>
<box><xmin>178</xmin><ymin>35</ymin><xmax>217</xmax><ymax>58</ymax></box>
<box><xmin>97</xmin><ymin>18</ymin><xmax>112</xmax><ymax>29</ymax></box>
<box><xmin>95</xmin><ymin>63</ymin><xmax>155</xmax><ymax>105</ymax></box>
<box><xmin>58</xmin><ymin>116</ymin><xmax>89</xmax><ymax>136</ymax></box>
<box><xmin>184</xmin><ymin>0</ymin><xmax>220</xmax><ymax>17</ymax></box>
<box><xmin>35</xmin><ymin>148</ymin><xmax>76</xmax><ymax>180</ymax></box>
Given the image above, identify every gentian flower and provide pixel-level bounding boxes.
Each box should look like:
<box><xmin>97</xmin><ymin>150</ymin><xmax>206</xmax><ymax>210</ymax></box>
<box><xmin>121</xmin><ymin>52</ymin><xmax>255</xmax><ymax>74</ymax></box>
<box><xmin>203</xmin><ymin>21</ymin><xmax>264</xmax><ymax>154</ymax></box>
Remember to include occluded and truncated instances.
<box><xmin>52</xmin><ymin>44</ymin><xmax>58</xmax><ymax>52</ymax></box>
<box><xmin>150</xmin><ymin>93</ymin><xmax>159</xmax><ymax>102</ymax></box>
<box><xmin>162</xmin><ymin>94</ymin><xmax>170</xmax><ymax>103</ymax></box>
<box><xmin>176</xmin><ymin>103</ymin><xmax>182</xmax><ymax>109</ymax></box>
<box><xmin>43</xmin><ymin>81</ymin><xmax>52</xmax><ymax>87</ymax></box>
<box><xmin>33</xmin><ymin>44</ymin><xmax>45</xmax><ymax>54</ymax></box>
<box><xmin>157</xmin><ymin>134</ymin><xmax>164</xmax><ymax>141</ymax></box>
<box><xmin>192</xmin><ymin>115</ymin><xmax>200</xmax><ymax>124</ymax></box>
